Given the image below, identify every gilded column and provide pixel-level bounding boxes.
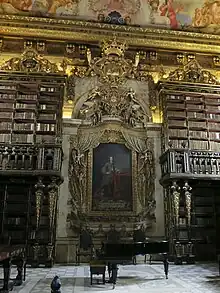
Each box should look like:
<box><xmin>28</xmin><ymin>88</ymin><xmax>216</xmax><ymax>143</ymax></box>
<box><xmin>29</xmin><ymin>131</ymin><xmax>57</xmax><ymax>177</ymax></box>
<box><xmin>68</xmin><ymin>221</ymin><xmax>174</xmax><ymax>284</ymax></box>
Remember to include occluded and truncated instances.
<box><xmin>183</xmin><ymin>181</ymin><xmax>194</xmax><ymax>263</ymax></box>
<box><xmin>48</xmin><ymin>177</ymin><xmax>58</xmax><ymax>235</ymax></box>
<box><xmin>171</xmin><ymin>181</ymin><xmax>182</xmax><ymax>264</ymax></box>
<box><xmin>33</xmin><ymin>177</ymin><xmax>45</xmax><ymax>266</ymax></box>
<box><xmin>171</xmin><ymin>181</ymin><xmax>180</xmax><ymax>230</ymax></box>
<box><xmin>183</xmin><ymin>181</ymin><xmax>192</xmax><ymax>228</ymax></box>
<box><xmin>47</xmin><ymin>177</ymin><xmax>58</xmax><ymax>265</ymax></box>
<box><xmin>34</xmin><ymin>177</ymin><xmax>45</xmax><ymax>230</ymax></box>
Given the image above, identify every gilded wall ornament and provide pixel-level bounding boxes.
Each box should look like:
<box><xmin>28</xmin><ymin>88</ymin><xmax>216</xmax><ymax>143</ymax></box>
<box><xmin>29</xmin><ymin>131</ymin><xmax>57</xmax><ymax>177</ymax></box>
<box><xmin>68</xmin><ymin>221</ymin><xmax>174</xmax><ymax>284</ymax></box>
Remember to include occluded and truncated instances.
<box><xmin>79</xmin><ymin>86</ymin><xmax>150</xmax><ymax>128</ymax></box>
<box><xmin>86</xmin><ymin>37</ymin><xmax>140</xmax><ymax>85</ymax></box>
<box><xmin>67</xmin><ymin>130</ymin><xmax>104</xmax><ymax>230</ymax></box>
<box><xmin>0</xmin><ymin>48</ymin><xmax>62</xmax><ymax>73</ymax></box>
<box><xmin>167</xmin><ymin>59</ymin><xmax>218</xmax><ymax>84</ymax></box>
<box><xmin>68</xmin><ymin>125</ymin><xmax>156</xmax><ymax>232</ymax></box>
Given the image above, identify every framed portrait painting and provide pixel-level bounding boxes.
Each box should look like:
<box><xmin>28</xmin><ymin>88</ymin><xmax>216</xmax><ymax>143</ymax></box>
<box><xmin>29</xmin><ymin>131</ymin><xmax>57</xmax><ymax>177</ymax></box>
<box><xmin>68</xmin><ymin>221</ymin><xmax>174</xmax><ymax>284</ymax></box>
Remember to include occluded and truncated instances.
<box><xmin>90</xmin><ymin>143</ymin><xmax>133</xmax><ymax>212</ymax></box>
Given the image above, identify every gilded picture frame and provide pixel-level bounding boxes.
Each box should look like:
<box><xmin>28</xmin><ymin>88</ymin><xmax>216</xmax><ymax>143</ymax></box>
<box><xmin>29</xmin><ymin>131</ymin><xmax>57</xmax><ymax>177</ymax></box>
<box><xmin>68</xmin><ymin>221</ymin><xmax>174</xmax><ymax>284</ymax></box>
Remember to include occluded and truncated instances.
<box><xmin>86</xmin><ymin>133</ymin><xmax>137</xmax><ymax>217</ymax></box>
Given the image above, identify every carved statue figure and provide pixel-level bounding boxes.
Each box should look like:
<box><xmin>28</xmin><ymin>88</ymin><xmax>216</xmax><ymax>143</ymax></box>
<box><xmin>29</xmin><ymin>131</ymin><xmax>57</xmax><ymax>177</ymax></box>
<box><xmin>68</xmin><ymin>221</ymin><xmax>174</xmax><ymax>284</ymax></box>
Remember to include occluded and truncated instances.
<box><xmin>79</xmin><ymin>86</ymin><xmax>149</xmax><ymax>128</ymax></box>
<box><xmin>138</xmin><ymin>149</ymin><xmax>155</xmax><ymax>206</ymax></box>
<box><xmin>138</xmin><ymin>199</ymin><xmax>156</xmax><ymax>223</ymax></box>
<box><xmin>68</xmin><ymin>147</ymin><xmax>87</xmax><ymax>229</ymax></box>
<box><xmin>91</xmin><ymin>97</ymin><xmax>102</xmax><ymax>125</ymax></box>
<box><xmin>87</xmin><ymin>48</ymin><xmax>92</xmax><ymax>66</ymax></box>
<box><xmin>80</xmin><ymin>88</ymin><xmax>103</xmax><ymax>125</ymax></box>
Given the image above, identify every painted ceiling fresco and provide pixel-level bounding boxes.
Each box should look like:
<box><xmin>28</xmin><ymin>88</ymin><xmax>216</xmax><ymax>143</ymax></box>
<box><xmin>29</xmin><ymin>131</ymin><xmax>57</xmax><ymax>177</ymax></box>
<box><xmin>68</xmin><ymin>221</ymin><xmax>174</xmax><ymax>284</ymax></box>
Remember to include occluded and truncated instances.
<box><xmin>0</xmin><ymin>0</ymin><xmax>220</xmax><ymax>34</ymax></box>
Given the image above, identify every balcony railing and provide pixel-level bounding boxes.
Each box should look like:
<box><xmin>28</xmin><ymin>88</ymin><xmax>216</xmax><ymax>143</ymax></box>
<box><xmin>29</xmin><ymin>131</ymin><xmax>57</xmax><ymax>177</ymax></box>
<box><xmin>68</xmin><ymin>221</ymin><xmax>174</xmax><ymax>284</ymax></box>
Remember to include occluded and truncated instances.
<box><xmin>160</xmin><ymin>149</ymin><xmax>220</xmax><ymax>184</ymax></box>
<box><xmin>0</xmin><ymin>144</ymin><xmax>63</xmax><ymax>175</ymax></box>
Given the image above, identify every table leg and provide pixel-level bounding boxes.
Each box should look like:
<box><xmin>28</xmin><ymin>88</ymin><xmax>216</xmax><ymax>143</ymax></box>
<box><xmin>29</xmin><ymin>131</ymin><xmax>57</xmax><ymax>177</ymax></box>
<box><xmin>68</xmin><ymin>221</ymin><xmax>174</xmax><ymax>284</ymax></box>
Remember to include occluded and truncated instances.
<box><xmin>23</xmin><ymin>261</ymin><xmax>27</xmax><ymax>281</ymax></box>
<box><xmin>111</xmin><ymin>264</ymin><xmax>118</xmax><ymax>289</ymax></box>
<box><xmin>102</xmin><ymin>271</ymin><xmax>105</xmax><ymax>284</ymax></box>
<box><xmin>107</xmin><ymin>263</ymin><xmax>111</xmax><ymax>279</ymax></box>
<box><xmin>163</xmin><ymin>254</ymin><xmax>169</xmax><ymax>279</ymax></box>
<box><xmin>1</xmin><ymin>258</ymin><xmax>11</xmax><ymax>292</ymax></box>
<box><xmin>15</xmin><ymin>258</ymin><xmax>24</xmax><ymax>286</ymax></box>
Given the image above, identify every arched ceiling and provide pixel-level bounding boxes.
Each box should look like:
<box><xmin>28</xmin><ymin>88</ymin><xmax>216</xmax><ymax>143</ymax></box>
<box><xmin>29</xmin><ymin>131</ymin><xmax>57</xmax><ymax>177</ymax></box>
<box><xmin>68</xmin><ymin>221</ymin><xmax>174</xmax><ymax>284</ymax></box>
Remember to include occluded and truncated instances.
<box><xmin>0</xmin><ymin>1</ymin><xmax>220</xmax><ymax>35</ymax></box>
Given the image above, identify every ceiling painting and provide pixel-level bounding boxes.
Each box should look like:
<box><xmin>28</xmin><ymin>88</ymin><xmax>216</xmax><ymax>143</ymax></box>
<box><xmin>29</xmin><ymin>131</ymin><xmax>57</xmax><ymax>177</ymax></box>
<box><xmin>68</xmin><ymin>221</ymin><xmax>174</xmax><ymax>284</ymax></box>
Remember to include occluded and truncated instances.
<box><xmin>0</xmin><ymin>0</ymin><xmax>220</xmax><ymax>34</ymax></box>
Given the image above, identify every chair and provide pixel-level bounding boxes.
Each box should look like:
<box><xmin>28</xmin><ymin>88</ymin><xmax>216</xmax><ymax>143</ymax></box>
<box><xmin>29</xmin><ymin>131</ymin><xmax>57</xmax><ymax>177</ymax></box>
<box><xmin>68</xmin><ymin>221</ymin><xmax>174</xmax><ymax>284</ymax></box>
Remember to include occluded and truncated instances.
<box><xmin>106</xmin><ymin>225</ymin><xmax>121</xmax><ymax>244</ymax></box>
<box><xmin>133</xmin><ymin>227</ymin><xmax>147</xmax><ymax>264</ymax></box>
<box><xmin>105</xmin><ymin>225</ymin><xmax>121</xmax><ymax>278</ymax></box>
<box><xmin>75</xmin><ymin>227</ymin><xmax>94</xmax><ymax>265</ymax></box>
<box><xmin>0</xmin><ymin>232</ymin><xmax>11</xmax><ymax>245</ymax></box>
<box><xmin>0</xmin><ymin>232</ymin><xmax>26</xmax><ymax>283</ymax></box>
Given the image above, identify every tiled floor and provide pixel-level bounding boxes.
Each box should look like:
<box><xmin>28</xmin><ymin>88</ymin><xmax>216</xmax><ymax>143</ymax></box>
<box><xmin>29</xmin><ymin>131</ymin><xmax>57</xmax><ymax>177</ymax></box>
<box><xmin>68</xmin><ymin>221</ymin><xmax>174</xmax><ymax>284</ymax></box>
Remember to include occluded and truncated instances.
<box><xmin>1</xmin><ymin>262</ymin><xmax>220</xmax><ymax>293</ymax></box>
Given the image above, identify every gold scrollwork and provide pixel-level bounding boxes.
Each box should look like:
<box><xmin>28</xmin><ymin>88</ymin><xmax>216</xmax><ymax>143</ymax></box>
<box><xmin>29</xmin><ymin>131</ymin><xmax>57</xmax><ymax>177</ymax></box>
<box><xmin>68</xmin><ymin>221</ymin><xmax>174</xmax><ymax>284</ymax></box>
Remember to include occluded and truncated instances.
<box><xmin>167</xmin><ymin>59</ymin><xmax>218</xmax><ymax>84</ymax></box>
<box><xmin>2</xmin><ymin>15</ymin><xmax>220</xmax><ymax>56</ymax></box>
<box><xmin>99</xmin><ymin>129</ymin><xmax>125</xmax><ymax>144</ymax></box>
<box><xmin>0</xmin><ymin>48</ymin><xmax>62</xmax><ymax>74</ymax></box>
<box><xmin>86</xmin><ymin>37</ymin><xmax>135</xmax><ymax>85</ymax></box>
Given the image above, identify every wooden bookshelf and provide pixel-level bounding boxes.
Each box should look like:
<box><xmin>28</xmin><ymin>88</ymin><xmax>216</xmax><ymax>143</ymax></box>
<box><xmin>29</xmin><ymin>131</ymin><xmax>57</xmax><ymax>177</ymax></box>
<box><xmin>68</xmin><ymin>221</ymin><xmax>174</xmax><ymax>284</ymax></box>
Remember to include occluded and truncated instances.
<box><xmin>0</xmin><ymin>74</ymin><xmax>64</xmax><ymax>267</ymax></box>
<box><xmin>159</xmin><ymin>81</ymin><xmax>220</xmax><ymax>263</ymax></box>
<box><xmin>162</xmin><ymin>92</ymin><xmax>220</xmax><ymax>151</ymax></box>
<box><xmin>0</xmin><ymin>80</ymin><xmax>63</xmax><ymax>145</ymax></box>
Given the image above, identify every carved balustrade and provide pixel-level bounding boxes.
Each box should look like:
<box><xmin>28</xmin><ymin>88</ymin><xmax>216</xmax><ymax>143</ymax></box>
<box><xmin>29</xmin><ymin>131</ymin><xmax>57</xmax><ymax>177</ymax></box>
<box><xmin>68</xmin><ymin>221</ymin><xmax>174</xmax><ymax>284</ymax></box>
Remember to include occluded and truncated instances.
<box><xmin>0</xmin><ymin>144</ymin><xmax>63</xmax><ymax>175</ymax></box>
<box><xmin>160</xmin><ymin>149</ymin><xmax>220</xmax><ymax>184</ymax></box>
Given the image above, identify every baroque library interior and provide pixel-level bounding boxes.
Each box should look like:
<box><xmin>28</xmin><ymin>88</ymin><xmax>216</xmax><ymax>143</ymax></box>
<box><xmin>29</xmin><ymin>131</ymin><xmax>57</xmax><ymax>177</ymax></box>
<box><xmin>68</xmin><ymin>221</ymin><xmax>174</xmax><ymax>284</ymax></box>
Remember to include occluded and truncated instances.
<box><xmin>1</xmin><ymin>1</ymin><xmax>220</xmax><ymax>292</ymax></box>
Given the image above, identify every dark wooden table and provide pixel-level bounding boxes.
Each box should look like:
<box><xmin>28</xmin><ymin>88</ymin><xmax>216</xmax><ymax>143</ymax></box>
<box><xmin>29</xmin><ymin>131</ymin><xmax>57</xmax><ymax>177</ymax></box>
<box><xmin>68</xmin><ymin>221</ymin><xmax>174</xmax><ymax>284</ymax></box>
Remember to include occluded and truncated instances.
<box><xmin>0</xmin><ymin>245</ymin><xmax>26</xmax><ymax>292</ymax></box>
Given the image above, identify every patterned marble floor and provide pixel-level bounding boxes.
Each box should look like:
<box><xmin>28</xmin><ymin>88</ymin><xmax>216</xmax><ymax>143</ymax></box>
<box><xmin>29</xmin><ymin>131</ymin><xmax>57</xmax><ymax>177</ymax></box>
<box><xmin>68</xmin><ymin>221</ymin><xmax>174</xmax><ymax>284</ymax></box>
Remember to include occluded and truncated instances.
<box><xmin>1</xmin><ymin>262</ymin><xmax>220</xmax><ymax>293</ymax></box>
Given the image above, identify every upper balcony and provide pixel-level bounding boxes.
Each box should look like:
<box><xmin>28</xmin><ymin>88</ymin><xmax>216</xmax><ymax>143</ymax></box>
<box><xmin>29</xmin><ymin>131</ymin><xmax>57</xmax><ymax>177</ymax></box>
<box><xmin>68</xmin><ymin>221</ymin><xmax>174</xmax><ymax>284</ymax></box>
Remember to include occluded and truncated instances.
<box><xmin>0</xmin><ymin>144</ymin><xmax>63</xmax><ymax>178</ymax></box>
<box><xmin>160</xmin><ymin>149</ymin><xmax>220</xmax><ymax>186</ymax></box>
